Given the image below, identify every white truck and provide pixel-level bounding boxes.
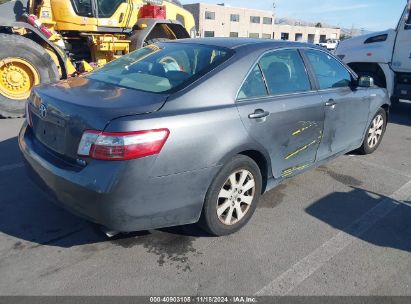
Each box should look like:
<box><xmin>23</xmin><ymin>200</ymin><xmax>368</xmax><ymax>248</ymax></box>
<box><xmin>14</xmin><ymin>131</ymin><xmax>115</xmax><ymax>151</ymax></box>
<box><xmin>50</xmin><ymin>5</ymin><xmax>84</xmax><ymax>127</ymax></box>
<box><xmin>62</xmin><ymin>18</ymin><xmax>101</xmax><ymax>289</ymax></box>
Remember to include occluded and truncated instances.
<box><xmin>335</xmin><ymin>1</ymin><xmax>411</xmax><ymax>103</ymax></box>
<box><xmin>318</xmin><ymin>39</ymin><xmax>340</xmax><ymax>51</ymax></box>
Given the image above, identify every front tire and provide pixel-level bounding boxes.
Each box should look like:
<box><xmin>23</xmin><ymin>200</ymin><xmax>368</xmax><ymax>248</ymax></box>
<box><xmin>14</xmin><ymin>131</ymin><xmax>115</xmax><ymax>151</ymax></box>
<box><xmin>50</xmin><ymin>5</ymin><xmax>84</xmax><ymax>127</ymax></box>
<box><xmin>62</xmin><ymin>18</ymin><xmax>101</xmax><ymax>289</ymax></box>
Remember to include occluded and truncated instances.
<box><xmin>358</xmin><ymin>109</ymin><xmax>387</xmax><ymax>154</ymax></box>
<box><xmin>199</xmin><ymin>155</ymin><xmax>262</xmax><ymax>236</ymax></box>
<box><xmin>0</xmin><ymin>34</ymin><xmax>59</xmax><ymax>118</ymax></box>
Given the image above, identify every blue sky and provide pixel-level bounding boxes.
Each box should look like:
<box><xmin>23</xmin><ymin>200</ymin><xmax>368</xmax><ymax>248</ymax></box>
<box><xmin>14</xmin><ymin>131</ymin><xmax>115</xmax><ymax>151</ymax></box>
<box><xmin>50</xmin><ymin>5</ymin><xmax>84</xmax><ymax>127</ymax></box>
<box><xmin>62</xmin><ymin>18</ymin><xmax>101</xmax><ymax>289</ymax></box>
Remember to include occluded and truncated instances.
<box><xmin>180</xmin><ymin>0</ymin><xmax>406</xmax><ymax>31</ymax></box>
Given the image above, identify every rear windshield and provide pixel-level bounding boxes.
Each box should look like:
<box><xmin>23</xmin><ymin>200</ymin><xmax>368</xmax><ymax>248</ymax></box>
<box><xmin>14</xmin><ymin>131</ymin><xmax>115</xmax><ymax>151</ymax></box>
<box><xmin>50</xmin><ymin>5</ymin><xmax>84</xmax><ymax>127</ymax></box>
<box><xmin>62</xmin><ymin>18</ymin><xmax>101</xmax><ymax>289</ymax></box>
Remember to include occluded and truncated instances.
<box><xmin>87</xmin><ymin>43</ymin><xmax>234</xmax><ymax>93</ymax></box>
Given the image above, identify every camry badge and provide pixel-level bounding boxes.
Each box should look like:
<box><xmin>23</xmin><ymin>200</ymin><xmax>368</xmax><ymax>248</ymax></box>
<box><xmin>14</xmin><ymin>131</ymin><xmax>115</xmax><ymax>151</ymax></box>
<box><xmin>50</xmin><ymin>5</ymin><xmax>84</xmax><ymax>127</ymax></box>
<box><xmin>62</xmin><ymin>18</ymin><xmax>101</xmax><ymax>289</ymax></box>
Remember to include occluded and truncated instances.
<box><xmin>39</xmin><ymin>103</ymin><xmax>48</xmax><ymax>119</ymax></box>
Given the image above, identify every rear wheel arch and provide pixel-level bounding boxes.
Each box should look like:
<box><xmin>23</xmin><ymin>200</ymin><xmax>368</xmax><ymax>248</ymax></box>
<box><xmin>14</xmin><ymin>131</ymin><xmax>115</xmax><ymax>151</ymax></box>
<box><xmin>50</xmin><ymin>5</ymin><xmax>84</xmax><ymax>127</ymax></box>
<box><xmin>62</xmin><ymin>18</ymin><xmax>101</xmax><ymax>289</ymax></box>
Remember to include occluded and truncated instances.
<box><xmin>238</xmin><ymin>150</ymin><xmax>270</xmax><ymax>193</ymax></box>
<box><xmin>0</xmin><ymin>23</ymin><xmax>68</xmax><ymax>78</ymax></box>
<box><xmin>130</xmin><ymin>19</ymin><xmax>190</xmax><ymax>51</ymax></box>
<box><xmin>217</xmin><ymin>147</ymin><xmax>271</xmax><ymax>194</ymax></box>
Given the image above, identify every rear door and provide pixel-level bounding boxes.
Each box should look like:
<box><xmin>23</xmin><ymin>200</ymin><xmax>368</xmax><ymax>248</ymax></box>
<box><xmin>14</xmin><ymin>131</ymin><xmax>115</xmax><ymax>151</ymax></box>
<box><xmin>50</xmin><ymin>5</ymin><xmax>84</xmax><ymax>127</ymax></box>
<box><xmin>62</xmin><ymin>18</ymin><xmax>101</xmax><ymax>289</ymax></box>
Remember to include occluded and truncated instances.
<box><xmin>302</xmin><ymin>48</ymin><xmax>371</xmax><ymax>160</ymax></box>
<box><xmin>236</xmin><ymin>48</ymin><xmax>325</xmax><ymax>179</ymax></box>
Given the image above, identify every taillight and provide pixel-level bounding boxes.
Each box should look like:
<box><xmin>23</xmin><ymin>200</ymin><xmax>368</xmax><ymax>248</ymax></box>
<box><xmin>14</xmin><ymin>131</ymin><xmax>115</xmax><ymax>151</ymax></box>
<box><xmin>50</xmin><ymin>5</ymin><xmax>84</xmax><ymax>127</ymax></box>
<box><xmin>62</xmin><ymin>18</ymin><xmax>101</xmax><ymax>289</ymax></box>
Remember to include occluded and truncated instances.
<box><xmin>77</xmin><ymin>129</ymin><xmax>170</xmax><ymax>161</ymax></box>
<box><xmin>25</xmin><ymin>101</ymin><xmax>33</xmax><ymax>127</ymax></box>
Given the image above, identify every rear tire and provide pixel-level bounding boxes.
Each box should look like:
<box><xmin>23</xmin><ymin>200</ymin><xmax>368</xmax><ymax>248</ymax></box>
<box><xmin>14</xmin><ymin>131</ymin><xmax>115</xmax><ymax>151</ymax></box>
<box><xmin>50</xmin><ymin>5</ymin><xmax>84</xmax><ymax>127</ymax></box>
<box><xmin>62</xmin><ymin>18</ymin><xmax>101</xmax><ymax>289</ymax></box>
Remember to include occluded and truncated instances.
<box><xmin>358</xmin><ymin>109</ymin><xmax>387</xmax><ymax>154</ymax></box>
<box><xmin>0</xmin><ymin>34</ymin><xmax>59</xmax><ymax>118</ymax></box>
<box><xmin>199</xmin><ymin>155</ymin><xmax>262</xmax><ymax>236</ymax></box>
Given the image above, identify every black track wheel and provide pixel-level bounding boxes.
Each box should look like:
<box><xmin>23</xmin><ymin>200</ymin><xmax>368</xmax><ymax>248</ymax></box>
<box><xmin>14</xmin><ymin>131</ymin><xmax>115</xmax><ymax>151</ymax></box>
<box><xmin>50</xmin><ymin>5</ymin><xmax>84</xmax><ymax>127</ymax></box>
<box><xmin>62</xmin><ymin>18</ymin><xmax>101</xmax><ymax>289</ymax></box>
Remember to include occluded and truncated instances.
<box><xmin>0</xmin><ymin>34</ymin><xmax>59</xmax><ymax>118</ymax></box>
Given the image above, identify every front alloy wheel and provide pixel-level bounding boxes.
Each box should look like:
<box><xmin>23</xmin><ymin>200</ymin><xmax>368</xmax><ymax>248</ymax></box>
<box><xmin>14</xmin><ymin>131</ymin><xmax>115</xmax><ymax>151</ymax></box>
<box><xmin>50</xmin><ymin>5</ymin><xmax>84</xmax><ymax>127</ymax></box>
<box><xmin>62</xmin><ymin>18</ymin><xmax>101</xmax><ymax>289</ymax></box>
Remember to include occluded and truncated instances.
<box><xmin>358</xmin><ymin>108</ymin><xmax>387</xmax><ymax>154</ymax></box>
<box><xmin>367</xmin><ymin>114</ymin><xmax>384</xmax><ymax>149</ymax></box>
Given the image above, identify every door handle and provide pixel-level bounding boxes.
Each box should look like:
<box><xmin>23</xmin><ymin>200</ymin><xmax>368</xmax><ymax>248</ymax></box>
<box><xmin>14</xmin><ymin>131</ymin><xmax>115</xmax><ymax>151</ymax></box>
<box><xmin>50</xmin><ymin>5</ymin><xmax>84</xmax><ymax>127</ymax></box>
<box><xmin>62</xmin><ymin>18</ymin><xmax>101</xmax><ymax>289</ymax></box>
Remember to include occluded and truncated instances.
<box><xmin>248</xmin><ymin>109</ymin><xmax>270</xmax><ymax>119</ymax></box>
<box><xmin>325</xmin><ymin>99</ymin><xmax>337</xmax><ymax>107</ymax></box>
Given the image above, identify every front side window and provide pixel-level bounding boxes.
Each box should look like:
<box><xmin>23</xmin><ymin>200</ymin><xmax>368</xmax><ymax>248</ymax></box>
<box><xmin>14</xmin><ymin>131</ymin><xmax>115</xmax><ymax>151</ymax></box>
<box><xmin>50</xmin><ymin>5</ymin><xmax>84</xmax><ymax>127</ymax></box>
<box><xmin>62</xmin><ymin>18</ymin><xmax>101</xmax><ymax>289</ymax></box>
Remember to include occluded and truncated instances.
<box><xmin>205</xmin><ymin>11</ymin><xmax>215</xmax><ymax>20</ymax></box>
<box><xmin>238</xmin><ymin>65</ymin><xmax>268</xmax><ymax>100</ymax></box>
<box><xmin>88</xmin><ymin>43</ymin><xmax>233</xmax><ymax>93</ymax></box>
<box><xmin>250</xmin><ymin>16</ymin><xmax>261</xmax><ymax>24</ymax></box>
<box><xmin>305</xmin><ymin>49</ymin><xmax>352</xmax><ymax>90</ymax></box>
<box><xmin>259</xmin><ymin>49</ymin><xmax>311</xmax><ymax>95</ymax></box>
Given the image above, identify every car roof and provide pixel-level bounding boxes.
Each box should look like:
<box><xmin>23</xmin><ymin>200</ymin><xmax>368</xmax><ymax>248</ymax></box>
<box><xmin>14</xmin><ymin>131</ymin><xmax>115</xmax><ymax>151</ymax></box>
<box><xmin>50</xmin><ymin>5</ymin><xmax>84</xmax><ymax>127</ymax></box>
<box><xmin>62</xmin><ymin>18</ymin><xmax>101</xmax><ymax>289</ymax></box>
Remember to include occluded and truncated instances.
<box><xmin>167</xmin><ymin>37</ymin><xmax>319</xmax><ymax>51</ymax></box>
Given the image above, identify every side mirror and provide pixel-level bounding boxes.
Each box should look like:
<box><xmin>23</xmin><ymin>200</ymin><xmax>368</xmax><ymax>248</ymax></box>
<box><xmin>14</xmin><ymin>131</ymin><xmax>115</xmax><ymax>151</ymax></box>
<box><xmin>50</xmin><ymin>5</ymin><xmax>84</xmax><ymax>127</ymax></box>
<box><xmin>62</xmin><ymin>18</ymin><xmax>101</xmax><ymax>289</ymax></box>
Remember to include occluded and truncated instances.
<box><xmin>358</xmin><ymin>76</ymin><xmax>374</xmax><ymax>88</ymax></box>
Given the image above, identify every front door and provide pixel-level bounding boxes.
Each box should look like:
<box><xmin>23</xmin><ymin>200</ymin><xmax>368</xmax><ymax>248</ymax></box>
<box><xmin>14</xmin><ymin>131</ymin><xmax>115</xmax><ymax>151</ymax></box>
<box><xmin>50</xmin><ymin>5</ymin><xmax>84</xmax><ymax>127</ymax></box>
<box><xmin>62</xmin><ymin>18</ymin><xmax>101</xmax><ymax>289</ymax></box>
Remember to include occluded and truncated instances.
<box><xmin>236</xmin><ymin>48</ymin><xmax>325</xmax><ymax>179</ymax></box>
<box><xmin>303</xmin><ymin>49</ymin><xmax>371</xmax><ymax>160</ymax></box>
<box><xmin>392</xmin><ymin>1</ymin><xmax>411</xmax><ymax>73</ymax></box>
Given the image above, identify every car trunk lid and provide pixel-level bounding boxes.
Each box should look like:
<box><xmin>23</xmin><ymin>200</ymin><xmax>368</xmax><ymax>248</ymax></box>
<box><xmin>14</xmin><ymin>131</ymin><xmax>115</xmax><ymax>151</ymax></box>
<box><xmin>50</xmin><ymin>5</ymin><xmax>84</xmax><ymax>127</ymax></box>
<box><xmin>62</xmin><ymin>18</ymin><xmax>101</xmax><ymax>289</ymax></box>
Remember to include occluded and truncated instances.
<box><xmin>28</xmin><ymin>77</ymin><xmax>168</xmax><ymax>161</ymax></box>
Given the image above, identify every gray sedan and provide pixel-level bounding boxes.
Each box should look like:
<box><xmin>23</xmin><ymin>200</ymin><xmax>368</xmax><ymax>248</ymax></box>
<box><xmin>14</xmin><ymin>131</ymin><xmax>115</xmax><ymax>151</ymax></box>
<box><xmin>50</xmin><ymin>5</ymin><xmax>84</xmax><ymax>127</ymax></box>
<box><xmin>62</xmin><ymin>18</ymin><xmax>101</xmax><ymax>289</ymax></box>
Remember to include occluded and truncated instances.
<box><xmin>19</xmin><ymin>38</ymin><xmax>390</xmax><ymax>236</ymax></box>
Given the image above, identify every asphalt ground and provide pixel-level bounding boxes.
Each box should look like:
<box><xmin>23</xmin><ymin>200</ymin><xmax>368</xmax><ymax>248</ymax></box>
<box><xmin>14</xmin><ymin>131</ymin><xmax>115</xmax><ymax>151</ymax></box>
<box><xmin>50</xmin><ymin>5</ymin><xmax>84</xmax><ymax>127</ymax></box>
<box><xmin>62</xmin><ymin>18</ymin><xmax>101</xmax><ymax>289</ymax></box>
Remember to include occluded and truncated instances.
<box><xmin>0</xmin><ymin>102</ymin><xmax>410</xmax><ymax>296</ymax></box>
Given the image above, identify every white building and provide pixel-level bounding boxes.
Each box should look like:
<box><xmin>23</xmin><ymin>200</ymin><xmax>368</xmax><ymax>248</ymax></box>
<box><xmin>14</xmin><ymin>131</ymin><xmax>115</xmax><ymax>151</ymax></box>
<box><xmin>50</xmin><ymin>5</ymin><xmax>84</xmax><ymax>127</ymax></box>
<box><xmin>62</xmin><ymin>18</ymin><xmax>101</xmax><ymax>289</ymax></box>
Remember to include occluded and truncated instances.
<box><xmin>183</xmin><ymin>3</ymin><xmax>341</xmax><ymax>43</ymax></box>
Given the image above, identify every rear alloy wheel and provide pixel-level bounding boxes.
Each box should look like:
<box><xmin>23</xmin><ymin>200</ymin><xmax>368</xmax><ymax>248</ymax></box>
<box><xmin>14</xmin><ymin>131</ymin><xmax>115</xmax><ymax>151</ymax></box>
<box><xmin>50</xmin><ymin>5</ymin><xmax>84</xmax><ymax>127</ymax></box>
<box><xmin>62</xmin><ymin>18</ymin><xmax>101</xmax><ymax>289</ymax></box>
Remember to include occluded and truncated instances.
<box><xmin>358</xmin><ymin>109</ymin><xmax>387</xmax><ymax>154</ymax></box>
<box><xmin>217</xmin><ymin>170</ymin><xmax>255</xmax><ymax>226</ymax></box>
<box><xmin>199</xmin><ymin>155</ymin><xmax>262</xmax><ymax>236</ymax></box>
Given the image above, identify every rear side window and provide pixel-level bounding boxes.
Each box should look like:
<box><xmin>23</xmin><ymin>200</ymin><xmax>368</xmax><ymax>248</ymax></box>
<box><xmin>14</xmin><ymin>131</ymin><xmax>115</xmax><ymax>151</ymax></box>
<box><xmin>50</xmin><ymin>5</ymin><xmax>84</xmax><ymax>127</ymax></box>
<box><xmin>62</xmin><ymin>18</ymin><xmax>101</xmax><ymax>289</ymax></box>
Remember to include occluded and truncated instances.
<box><xmin>305</xmin><ymin>49</ymin><xmax>352</xmax><ymax>90</ymax></box>
<box><xmin>259</xmin><ymin>49</ymin><xmax>311</xmax><ymax>95</ymax></box>
<box><xmin>88</xmin><ymin>43</ymin><xmax>233</xmax><ymax>93</ymax></box>
<box><xmin>238</xmin><ymin>65</ymin><xmax>268</xmax><ymax>100</ymax></box>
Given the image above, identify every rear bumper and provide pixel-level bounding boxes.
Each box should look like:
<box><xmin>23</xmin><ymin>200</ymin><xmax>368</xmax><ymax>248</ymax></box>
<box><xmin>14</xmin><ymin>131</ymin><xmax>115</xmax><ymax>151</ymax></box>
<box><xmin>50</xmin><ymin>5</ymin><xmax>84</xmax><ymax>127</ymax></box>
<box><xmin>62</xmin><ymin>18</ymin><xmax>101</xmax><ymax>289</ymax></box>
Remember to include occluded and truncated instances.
<box><xmin>19</xmin><ymin>123</ymin><xmax>219</xmax><ymax>232</ymax></box>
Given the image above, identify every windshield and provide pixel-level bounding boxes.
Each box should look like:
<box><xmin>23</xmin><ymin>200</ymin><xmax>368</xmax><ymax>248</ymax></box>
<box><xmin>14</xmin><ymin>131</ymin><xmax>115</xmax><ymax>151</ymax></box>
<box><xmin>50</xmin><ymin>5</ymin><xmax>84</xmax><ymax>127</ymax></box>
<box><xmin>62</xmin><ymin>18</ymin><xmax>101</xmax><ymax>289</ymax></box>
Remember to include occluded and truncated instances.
<box><xmin>87</xmin><ymin>43</ymin><xmax>233</xmax><ymax>93</ymax></box>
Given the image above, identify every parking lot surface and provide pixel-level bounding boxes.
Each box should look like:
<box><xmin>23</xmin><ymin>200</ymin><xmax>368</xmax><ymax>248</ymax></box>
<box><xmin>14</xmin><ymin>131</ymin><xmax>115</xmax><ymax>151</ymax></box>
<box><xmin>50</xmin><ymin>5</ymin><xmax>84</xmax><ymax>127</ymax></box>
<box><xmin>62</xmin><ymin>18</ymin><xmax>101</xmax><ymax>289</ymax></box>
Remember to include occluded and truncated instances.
<box><xmin>0</xmin><ymin>102</ymin><xmax>410</xmax><ymax>296</ymax></box>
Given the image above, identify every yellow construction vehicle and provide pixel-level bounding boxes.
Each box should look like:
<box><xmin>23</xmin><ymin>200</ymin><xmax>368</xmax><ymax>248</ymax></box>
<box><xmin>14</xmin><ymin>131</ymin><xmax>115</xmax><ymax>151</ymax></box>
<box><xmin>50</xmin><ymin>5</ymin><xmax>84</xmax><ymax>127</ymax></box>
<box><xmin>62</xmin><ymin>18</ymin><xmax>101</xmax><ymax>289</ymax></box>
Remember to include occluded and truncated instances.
<box><xmin>0</xmin><ymin>0</ymin><xmax>195</xmax><ymax>117</ymax></box>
